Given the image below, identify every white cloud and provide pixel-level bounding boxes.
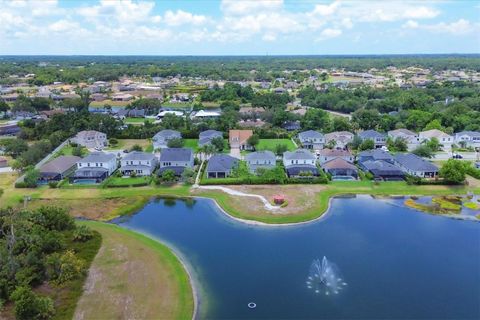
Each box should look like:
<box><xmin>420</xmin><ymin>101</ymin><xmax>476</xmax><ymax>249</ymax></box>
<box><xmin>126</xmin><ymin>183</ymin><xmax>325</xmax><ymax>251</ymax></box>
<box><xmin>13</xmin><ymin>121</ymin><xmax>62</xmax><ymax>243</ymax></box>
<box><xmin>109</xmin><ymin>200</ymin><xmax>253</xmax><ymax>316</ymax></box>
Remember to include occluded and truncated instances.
<box><xmin>163</xmin><ymin>10</ymin><xmax>209</xmax><ymax>26</ymax></box>
<box><xmin>311</xmin><ymin>2</ymin><xmax>340</xmax><ymax>16</ymax></box>
<box><xmin>220</xmin><ymin>0</ymin><xmax>283</xmax><ymax>15</ymax></box>
<box><xmin>48</xmin><ymin>20</ymin><xmax>79</xmax><ymax>32</ymax></box>
<box><xmin>316</xmin><ymin>28</ymin><xmax>342</xmax><ymax>41</ymax></box>
<box><xmin>403</xmin><ymin>19</ymin><xmax>478</xmax><ymax>35</ymax></box>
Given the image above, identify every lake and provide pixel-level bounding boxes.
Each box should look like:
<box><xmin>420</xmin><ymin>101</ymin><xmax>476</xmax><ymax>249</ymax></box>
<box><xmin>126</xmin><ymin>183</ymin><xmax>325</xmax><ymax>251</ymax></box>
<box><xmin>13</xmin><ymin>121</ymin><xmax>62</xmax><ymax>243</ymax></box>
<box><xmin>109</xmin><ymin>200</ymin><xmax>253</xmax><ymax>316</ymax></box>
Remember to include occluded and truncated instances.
<box><xmin>113</xmin><ymin>196</ymin><xmax>480</xmax><ymax>319</ymax></box>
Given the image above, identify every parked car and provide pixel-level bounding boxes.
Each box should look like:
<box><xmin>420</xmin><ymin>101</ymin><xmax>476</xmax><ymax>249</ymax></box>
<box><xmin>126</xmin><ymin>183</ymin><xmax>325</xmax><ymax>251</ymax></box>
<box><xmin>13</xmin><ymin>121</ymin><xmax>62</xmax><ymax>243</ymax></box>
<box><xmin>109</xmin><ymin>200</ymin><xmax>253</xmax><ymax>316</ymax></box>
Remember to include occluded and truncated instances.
<box><xmin>475</xmin><ymin>162</ymin><xmax>480</xmax><ymax>169</ymax></box>
<box><xmin>452</xmin><ymin>153</ymin><xmax>463</xmax><ymax>159</ymax></box>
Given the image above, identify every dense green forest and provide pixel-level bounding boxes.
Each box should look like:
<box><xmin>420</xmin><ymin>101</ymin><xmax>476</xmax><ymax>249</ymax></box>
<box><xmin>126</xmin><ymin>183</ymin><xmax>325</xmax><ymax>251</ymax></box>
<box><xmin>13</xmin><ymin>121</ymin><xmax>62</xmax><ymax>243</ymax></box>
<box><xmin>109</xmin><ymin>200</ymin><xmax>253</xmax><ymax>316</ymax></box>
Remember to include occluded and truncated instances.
<box><xmin>1</xmin><ymin>55</ymin><xmax>479</xmax><ymax>84</ymax></box>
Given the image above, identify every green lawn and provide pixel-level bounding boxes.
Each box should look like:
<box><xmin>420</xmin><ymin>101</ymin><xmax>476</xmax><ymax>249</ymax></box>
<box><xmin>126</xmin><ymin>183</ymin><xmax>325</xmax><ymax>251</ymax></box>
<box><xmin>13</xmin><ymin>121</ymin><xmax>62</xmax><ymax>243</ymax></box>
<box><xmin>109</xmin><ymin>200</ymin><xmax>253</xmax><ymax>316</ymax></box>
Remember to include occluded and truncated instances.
<box><xmin>104</xmin><ymin>176</ymin><xmax>152</xmax><ymax>187</ymax></box>
<box><xmin>161</xmin><ymin>102</ymin><xmax>192</xmax><ymax>108</ymax></box>
<box><xmin>256</xmin><ymin>139</ymin><xmax>296</xmax><ymax>152</ymax></box>
<box><xmin>53</xmin><ymin>145</ymin><xmax>89</xmax><ymax>158</ymax></box>
<box><xmin>184</xmin><ymin>139</ymin><xmax>199</xmax><ymax>151</ymax></box>
<box><xmin>89</xmin><ymin>100</ymin><xmax>130</xmax><ymax>108</ymax></box>
<box><xmin>125</xmin><ymin>117</ymin><xmax>152</xmax><ymax>125</ymax></box>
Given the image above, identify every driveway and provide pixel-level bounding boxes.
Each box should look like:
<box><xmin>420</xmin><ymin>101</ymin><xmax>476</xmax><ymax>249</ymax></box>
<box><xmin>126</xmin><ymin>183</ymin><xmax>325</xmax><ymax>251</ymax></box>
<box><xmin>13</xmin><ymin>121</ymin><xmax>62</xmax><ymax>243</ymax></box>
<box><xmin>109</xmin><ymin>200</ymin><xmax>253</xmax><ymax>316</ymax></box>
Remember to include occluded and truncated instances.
<box><xmin>0</xmin><ymin>167</ymin><xmax>13</xmax><ymax>173</ymax></box>
<box><xmin>230</xmin><ymin>147</ymin><xmax>241</xmax><ymax>159</ymax></box>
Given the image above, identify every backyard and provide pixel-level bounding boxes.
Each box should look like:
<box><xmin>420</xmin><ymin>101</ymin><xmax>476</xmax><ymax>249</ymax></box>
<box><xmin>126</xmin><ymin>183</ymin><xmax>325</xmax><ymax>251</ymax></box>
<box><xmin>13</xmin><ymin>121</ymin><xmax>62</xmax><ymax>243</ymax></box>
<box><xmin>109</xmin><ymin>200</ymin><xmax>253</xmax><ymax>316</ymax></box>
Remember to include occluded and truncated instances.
<box><xmin>256</xmin><ymin>139</ymin><xmax>296</xmax><ymax>152</ymax></box>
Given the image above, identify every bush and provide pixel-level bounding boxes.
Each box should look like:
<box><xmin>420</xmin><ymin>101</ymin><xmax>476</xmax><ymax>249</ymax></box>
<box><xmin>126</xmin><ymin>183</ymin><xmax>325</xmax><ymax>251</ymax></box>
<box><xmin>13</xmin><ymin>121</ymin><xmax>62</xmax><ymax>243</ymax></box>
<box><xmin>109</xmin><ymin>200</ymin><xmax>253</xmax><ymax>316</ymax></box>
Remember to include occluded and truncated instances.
<box><xmin>31</xmin><ymin>206</ymin><xmax>75</xmax><ymax>231</ymax></box>
<box><xmin>10</xmin><ymin>286</ymin><xmax>55</xmax><ymax>320</ymax></box>
<box><xmin>73</xmin><ymin>225</ymin><xmax>94</xmax><ymax>242</ymax></box>
<box><xmin>48</xmin><ymin>181</ymin><xmax>58</xmax><ymax>188</ymax></box>
<box><xmin>71</xmin><ymin>146</ymin><xmax>83</xmax><ymax>157</ymax></box>
<box><xmin>109</xmin><ymin>138</ymin><xmax>118</xmax><ymax>146</ymax></box>
<box><xmin>46</xmin><ymin>250</ymin><xmax>86</xmax><ymax>285</ymax></box>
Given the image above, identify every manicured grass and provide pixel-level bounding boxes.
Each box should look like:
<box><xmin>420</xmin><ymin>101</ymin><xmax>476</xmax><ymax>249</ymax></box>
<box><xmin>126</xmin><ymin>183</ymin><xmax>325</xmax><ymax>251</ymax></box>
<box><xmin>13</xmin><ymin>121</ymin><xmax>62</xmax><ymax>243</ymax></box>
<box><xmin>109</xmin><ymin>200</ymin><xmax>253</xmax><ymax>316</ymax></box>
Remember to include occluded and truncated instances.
<box><xmin>106</xmin><ymin>139</ymin><xmax>152</xmax><ymax>151</ymax></box>
<box><xmin>161</xmin><ymin>101</ymin><xmax>192</xmax><ymax>108</ymax></box>
<box><xmin>124</xmin><ymin>117</ymin><xmax>152</xmax><ymax>125</ymax></box>
<box><xmin>184</xmin><ymin>139</ymin><xmax>199</xmax><ymax>151</ymax></box>
<box><xmin>53</xmin><ymin>145</ymin><xmax>89</xmax><ymax>158</ymax></box>
<box><xmin>75</xmin><ymin>221</ymin><xmax>194</xmax><ymax>320</ymax></box>
<box><xmin>256</xmin><ymin>139</ymin><xmax>296</xmax><ymax>152</ymax></box>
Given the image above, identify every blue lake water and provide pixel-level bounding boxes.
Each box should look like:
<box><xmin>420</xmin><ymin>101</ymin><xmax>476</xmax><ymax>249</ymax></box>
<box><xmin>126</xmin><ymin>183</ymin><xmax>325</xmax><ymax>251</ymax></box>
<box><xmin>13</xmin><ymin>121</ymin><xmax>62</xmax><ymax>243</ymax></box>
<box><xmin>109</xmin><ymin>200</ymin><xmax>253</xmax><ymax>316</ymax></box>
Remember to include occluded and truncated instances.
<box><xmin>113</xmin><ymin>196</ymin><xmax>480</xmax><ymax>319</ymax></box>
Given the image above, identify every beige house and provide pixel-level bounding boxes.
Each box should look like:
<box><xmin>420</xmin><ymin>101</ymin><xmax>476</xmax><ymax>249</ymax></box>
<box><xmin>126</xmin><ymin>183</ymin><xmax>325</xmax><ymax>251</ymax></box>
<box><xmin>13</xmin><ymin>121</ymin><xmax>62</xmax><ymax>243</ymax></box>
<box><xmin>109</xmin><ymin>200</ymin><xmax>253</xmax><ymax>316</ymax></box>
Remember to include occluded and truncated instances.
<box><xmin>229</xmin><ymin>130</ymin><xmax>253</xmax><ymax>150</ymax></box>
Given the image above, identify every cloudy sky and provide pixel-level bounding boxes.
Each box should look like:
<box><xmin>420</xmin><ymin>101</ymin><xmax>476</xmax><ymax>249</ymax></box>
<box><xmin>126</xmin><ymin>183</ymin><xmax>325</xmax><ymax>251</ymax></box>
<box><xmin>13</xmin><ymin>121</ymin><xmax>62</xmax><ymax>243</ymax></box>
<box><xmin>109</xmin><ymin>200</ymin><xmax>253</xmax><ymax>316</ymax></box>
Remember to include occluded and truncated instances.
<box><xmin>0</xmin><ymin>0</ymin><xmax>479</xmax><ymax>55</ymax></box>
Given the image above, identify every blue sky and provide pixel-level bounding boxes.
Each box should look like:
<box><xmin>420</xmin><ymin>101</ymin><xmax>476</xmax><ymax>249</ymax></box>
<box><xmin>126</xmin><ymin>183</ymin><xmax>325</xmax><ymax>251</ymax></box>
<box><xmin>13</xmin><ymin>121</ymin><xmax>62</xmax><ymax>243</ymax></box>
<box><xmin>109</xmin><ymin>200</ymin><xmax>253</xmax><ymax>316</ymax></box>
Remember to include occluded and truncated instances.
<box><xmin>0</xmin><ymin>0</ymin><xmax>479</xmax><ymax>55</ymax></box>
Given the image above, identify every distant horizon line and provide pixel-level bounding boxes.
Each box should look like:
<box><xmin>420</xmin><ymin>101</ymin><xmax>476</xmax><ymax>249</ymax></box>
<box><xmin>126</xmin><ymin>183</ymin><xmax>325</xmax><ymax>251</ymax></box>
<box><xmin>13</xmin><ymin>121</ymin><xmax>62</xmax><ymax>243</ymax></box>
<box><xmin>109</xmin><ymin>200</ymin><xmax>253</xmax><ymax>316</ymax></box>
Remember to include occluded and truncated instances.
<box><xmin>0</xmin><ymin>53</ymin><xmax>479</xmax><ymax>58</ymax></box>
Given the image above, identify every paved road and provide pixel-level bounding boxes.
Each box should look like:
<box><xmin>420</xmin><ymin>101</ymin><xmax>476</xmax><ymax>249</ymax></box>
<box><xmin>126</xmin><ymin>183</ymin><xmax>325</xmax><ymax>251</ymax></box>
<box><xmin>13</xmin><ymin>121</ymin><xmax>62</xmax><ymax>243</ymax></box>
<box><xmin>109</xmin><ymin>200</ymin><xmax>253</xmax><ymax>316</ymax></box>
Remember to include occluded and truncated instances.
<box><xmin>432</xmin><ymin>152</ymin><xmax>479</xmax><ymax>161</ymax></box>
<box><xmin>230</xmin><ymin>147</ymin><xmax>241</xmax><ymax>159</ymax></box>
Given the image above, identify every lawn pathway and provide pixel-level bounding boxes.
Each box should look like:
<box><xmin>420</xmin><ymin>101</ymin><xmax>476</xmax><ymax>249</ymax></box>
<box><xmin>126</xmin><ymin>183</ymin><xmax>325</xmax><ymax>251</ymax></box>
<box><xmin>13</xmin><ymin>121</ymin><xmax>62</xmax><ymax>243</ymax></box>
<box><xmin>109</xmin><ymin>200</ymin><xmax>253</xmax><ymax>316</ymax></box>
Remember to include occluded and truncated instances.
<box><xmin>197</xmin><ymin>185</ymin><xmax>280</xmax><ymax>211</ymax></box>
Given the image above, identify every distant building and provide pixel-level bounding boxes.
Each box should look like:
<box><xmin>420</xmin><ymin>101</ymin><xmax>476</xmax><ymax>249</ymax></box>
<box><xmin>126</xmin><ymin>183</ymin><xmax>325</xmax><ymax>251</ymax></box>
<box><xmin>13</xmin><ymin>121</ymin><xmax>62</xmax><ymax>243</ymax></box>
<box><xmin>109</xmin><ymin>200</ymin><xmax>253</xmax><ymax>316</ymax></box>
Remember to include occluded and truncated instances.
<box><xmin>72</xmin><ymin>152</ymin><xmax>117</xmax><ymax>183</ymax></box>
<box><xmin>229</xmin><ymin>130</ymin><xmax>253</xmax><ymax>150</ymax></box>
<box><xmin>72</xmin><ymin>130</ymin><xmax>107</xmax><ymax>149</ymax></box>
<box><xmin>419</xmin><ymin>129</ymin><xmax>453</xmax><ymax>151</ymax></box>
<box><xmin>153</xmin><ymin>129</ymin><xmax>181</xmax><ymax>150</ymax></box>
<box><xmin>388</xmin><ymin>129</ymin><xmax>420</xmax><ymax>151</ymax></box>
<box><xmin>358</xmin><ymin>130</ymin><xmax>387</xmax><ymax>149</ymax></box>
<box><xmin>199</xmin><ymin>130</ymin><xmax>223</xmax><ymax>147</ymax></box>
<box><xmin>324</xmin><ymin>131</ymin><xmax>354</xmax><ymax>149</ymax></box>
<box><xmin>454</xmin><ymin>131</ymin><xmax>480</xmax><ymax>149</ymax></box>
<box><xmin>298</xmin><ymin>130</ymin><xmax>325</xmax><ymax>150</ymax></box>
<box><xmin>283</xmin><ymin>149</ymin><xmax>318</xmax><ymax>177</ymax></box>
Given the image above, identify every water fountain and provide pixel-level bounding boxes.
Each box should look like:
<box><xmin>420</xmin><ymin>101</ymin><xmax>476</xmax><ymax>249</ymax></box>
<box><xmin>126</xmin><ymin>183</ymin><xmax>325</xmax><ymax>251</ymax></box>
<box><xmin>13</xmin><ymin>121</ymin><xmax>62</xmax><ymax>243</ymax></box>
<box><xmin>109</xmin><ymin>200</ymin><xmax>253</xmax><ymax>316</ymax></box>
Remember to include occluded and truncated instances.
<box><xmin>306</xmin><ymin>256</ymin><xmax>347</xmax><ymax>296</ymax></box>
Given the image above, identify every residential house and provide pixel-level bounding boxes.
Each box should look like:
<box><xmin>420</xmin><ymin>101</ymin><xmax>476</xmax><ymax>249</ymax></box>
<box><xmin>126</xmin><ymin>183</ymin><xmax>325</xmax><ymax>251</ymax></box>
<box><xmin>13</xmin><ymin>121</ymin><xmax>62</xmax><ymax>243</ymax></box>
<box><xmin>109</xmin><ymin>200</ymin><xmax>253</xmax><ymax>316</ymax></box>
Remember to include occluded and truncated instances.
<box><xmin>229</xmin><ymin>130</ymin><xmax>253</xmax><ymax>151</ymax></box>
<box><xmin>317</xmin><ymin>149</ymin><xmax>354</xmax><ymax>164</ymax></box>
<box><xmin>282</xmin><ymin>121</ymin><xmax>301</xmax><ymax>131</ymax></box>
<box><xmin>111</xmin><ymin>93</ymin><xmax>133</xmax><ymax>101</ymax></box>
<box><xmin>39</xmin><ymin>156</ymin><xmax>80</xmax><ymax>182</ymax></box>
<box><xmin>298</xmin><ymin>130</ymin><xmax>325</xmax><ymax>150</ymax></box>
<box><xmin>358</xmin><ymin>130</ymin><xmax>387</xmax><ymax>149</ymax></box>
<box><xmin>71</xmin><ymin>130</ymin><xmax>107</xmax><ymax>149</ymax></box>
<box><xmin>156</xmin><ymin>110</ymin><xmax>184</xmax><ymax>119</ymax></box>
<box><xmin>360</xmin><ymin>160</ymin><xmax>405</xmax><ymax>181</ymax></box>
<box><xmin>199</xmin><ymin>130</ymin><xmax>223</xmax><ymax>147</ymax></box>
<box><xmin>0</xmin><ymin>156</ymin><xmax>8</xmax><ymax>168</ymax></box>
<box><xmin>120</xmin><ymin>151</ymin><xmax>157</xmax><ymax>176</ymax></box>
<box><xmin>388</xmin><ymin>128</ymin><xmax>420</xmax><ymax>151</ymax></box>
<box><xmin>190</xmin><ymin>110</ymin><xmax>221</xmax><ymax>120</ymax></box>
<box><xmin>72</xmin><ymin>152</ymin><xmax>117</xmax><ymax>183</ymax></box>
<box><xmin>454</xmin><ymin>131</ymin><xmax>480</xmax><ymax>149</ymax></box>
<box><xmin>158</xmin><ymin>148</ymin><xmax>194</xmax><ymax>176</ymax></box>
<box><xmin>419</xmin><ymin>129</ymin><xmax>453</xmax><ymax>151</ymax></box>
<box><xmin>321</xmin><ymin>158</ymin><xmax>358</xmax><ymax>180</ymax></box>
<box><xmin>153</xmin><ymin>129</ymin><xmax>181</xmax><ymax>150</ymax></box>
<box><xmin>324</xmin><ymin>131</ymin><xmax>354</xmax><ymax>149</ymax></box>
<box><xmin>357</xmin><ymin>149</ymin><xmax>394</xmax><ymax>165</ymax></box>
<box><xmin>206</xmin><ymin>154</ymin><xmax>239</xmax><ymax>178</ymax></box>
<box><xmin>394</xmin><ymin>153</ymin><xmax>439</xmax><ymax>178</ymax></box>
<box><xmin>283</xmin><ymin>149</ymin><xmax>319</xmax><ymax>177</ymax></box>
<box><xmin>245</xmin><ymin>150</ymin><xmax>276</xmax><ymax>174</ymax></box>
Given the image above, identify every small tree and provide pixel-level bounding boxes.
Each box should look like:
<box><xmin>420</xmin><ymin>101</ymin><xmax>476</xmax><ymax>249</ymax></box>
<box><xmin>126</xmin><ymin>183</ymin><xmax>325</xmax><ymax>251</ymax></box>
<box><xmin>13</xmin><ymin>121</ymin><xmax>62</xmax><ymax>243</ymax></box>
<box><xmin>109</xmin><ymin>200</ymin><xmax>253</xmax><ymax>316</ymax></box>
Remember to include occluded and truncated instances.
<box><xmin>412</xmin><ymin>145</ymin><xmax>434</xmax><ymax>158</ymax></box>
<box><xmin>359</xmin><ymin>139</ymin><xmax>375</xmax><ymax>151</ymax></box>
<box><xmin>46</xmin><ymin>250</ymin><xmax>86</xmax><ymax>285</ymax></box>
<box><xmin>72</xmin><ymin>146</ymin><xmax>83</xmax><ymax>157</ymax></box>
<box><xmin>109</xmin><ymin>138</ymin><xmax>118</xmax><ymax>146</ymax></box>
<box><xmin>10</xmin><ymin>286</ymin><xmax>55</xmax><ymax>320</ymax></box>
<box><xmin>161</xmin><ymin>169</ymin><xmax>176</xmax><ymax>183</ymax></box>
<box><xmin>247</xmin><ymin>134</ymin><xmax>259</xmax><ymax>150</ymax></box>
<box><xmin>210</xmin><ymin>136</ymin><xmax>225</xmax><ymax>152</ymax></box>
<box><xmin>181</xmin><ymin>168</ymin><xmax>195</xmax><ymax>184</ymax></box>
<box><xmin>425</xmin><ymin>137</ymin><xmax>441</xmax><ymax>152</ymax></box>
<box><xmin>24</xmin><ymin>168</ymin><xmax>40</xmax><ymax>188</ymax></box>
<box><xmin>274</xmin><ymin>143</ymin><xmax>288</xmax><ymax>156</ymax></box>
<box><xmin>440</xmin><ymin>159</ymin><xmax>466</xmax><ymax>184</ymax></box>
<box><xmin>130</xmin><ymin>144</ymin><xmax>143</xmax><ymax>152</ymax></box>
<box><xmin>167</xmin><ymin>138</ymin><xmax>184</xmax><ymax>148</ymax></box>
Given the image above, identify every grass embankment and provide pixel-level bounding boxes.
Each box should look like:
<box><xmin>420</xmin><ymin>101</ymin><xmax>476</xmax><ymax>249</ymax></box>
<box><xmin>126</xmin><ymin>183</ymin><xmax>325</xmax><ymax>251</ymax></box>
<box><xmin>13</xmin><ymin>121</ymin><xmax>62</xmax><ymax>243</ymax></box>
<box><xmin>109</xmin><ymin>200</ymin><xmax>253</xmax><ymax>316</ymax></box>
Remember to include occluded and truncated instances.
<box><xmin>194</xmin><ymin>181</ymin><xmax>478</xmax><ymax>224</ymax></box>
<box><xmin>74</xmin><ymin>221</ymin><xmax>194</xmax><ymax>320</ymax></box>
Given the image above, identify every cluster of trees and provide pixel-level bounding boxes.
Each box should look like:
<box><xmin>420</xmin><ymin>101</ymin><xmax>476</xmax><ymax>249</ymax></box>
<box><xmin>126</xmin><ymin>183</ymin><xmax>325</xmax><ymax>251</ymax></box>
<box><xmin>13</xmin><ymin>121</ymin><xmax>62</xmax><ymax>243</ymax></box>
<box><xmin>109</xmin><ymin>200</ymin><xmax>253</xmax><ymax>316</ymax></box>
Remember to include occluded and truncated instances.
<box><xmin>0</xmin><ymin>206</ymin><xmax>100</xmax><ymax>319</ymax></box>
<box><xmin>2</xmin><ymin>55</ymin><xmax>479</xmax><ymax>85</ymax></box>
<box><xmin>200</xmin><ymin>83</ymin><xmax>254</xmax><ymax>102</ymax></box>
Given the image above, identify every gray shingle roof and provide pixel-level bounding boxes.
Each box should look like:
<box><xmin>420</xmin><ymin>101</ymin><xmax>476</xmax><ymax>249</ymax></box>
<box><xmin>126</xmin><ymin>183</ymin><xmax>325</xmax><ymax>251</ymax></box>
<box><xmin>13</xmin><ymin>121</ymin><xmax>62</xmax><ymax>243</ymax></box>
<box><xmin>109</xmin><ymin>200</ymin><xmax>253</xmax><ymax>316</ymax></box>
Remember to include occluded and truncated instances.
<box><xmin>394</xmin><ymin>153</ymin><xmax>438</xmax><ymax>172</ymax></box>
<box><xmin>245</xmin><ymin>150</ymin><xmax>276</xmax><ymax>162</ymax></box>
<box><xmin>298</xmin><ymin>130</ymin><xmax>324</xmax><ymax>140</ymax></box>
<box><xmin>78</xmin><ymin>152</ymin><xmax>115</xmax><ymax>163</ymax></box>
<box><xmin>199</xmin><ymin>130</ymin><xmax>223</xmax><ymax>145</ymax></box>
<box><xmin>455</xmin><ymin>131</ymin><xmax>480</xmax><ymax>138</ymax></box>
<box><xmin>322</xmin><ymin>158</ymin><xmax>357</xmax><ymax>170</ymax></box>
<box><xmin>123</xmin><ymin>151</ymin><xmax>155</xmax><ymax>161</ymax></box>
<box><xmin>159</xmin><ymin>148</ymin><xmax>193</xmax><ymax>162</ymax></box>
<box><xmin>283</xmin><ymin>149</ymin><xmax>316</xmax><ymax>161</ymax></box>
<box><xmin>40</xmin><ymin>156</ymin><xmax>81</xmax><ymax>174</ymax></box>
<box><xmin>153</xmin><ymin>129</ymin><xmax>181</xmax><ymax>140</ymax></box>
<box><xmin>358</xmin><ymin>149</ymin><xmax>393</xmax><ymax>161</ymax></box>
<box><xmin>207</xmin><ymin>154</ymin><xmax>238</xmax><ymax>172</ymax></box>
<box><xmin>359</xmin><ymin>130</ymin><xmax>385</xmax><ymax>139</ymax></box>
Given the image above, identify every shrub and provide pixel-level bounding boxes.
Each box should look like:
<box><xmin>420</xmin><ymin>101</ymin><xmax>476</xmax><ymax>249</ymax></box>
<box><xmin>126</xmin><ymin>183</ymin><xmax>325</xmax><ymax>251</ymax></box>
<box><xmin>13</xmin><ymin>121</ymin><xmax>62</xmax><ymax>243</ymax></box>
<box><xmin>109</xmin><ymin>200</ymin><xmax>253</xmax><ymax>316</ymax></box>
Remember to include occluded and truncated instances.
<box><xmin>48</xmin><ymin>181</ymin><xmax>58</xmax><ymax>188</ymax></box>
<box><xmin>73</xmin><ymin>225</ymin><xmax>94</xmax><ymax>242</ymax></box>
<box><xmin>46</xmin><ymin>250</ymin><xmax>86</xmax><ymax>285</ymax></box>
<box><xmin>31</xmin><ymin>206</ymin><xmax>75</xmax><ymax>231</ymax></box>
<box><xmin>71</xmin><ymin>146</ymin><xmax>83</xmax><ymax>157</ymax></box>
<box><xmin>109</xmin><ymin>138</ymin><xmax>118</xmax><ymax>146</ymax></box>
<box><xmin>10</xmin><ymin>286</ymin><xmax>55</xmax><ymax>320</ymax></box>
<box><xmin>23</xmin><ymin>168</ymin><xmax>40</xmax><ymax>188</ymax></box>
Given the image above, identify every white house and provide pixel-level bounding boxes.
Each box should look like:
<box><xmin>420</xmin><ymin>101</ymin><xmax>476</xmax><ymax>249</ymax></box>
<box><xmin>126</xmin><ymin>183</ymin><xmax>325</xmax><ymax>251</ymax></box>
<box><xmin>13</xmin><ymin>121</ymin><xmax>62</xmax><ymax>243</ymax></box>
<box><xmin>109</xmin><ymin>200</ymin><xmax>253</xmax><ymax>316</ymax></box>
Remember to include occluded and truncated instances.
<box><xmin>388</xmin><ymin>128</ymin><xmax>420</xmax><ymax>151</ymax></box>
<box><xmin>454</xmin><ymin>131</ymin><xmax>480</xmax><ymax>149</ymax></box>
<box><xmin>419</xmin><ymin>129</ymin><xmax>453</xmax><ymax>151</ymax></box>
<box><xmin>72</xmin><ymin>152</ymin><xmax>117</xmax><ymax>182</ymax></box>
<box><xmin>72</xmin><ymin>130</ymin><xmax>107</xmax><ymax>149</ymax></box>
<box><xmin>120</xmin><ymin>151</ymin><xmax>157</xmax><ymax>176</ymax></box>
